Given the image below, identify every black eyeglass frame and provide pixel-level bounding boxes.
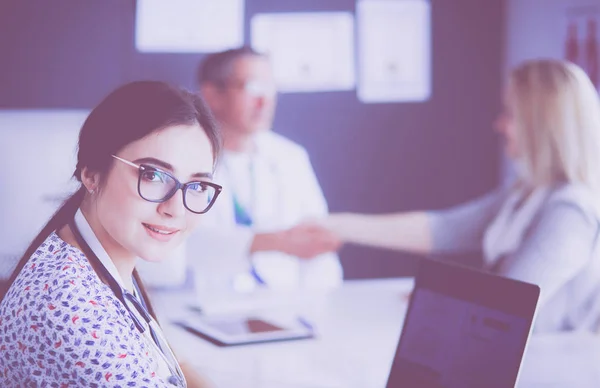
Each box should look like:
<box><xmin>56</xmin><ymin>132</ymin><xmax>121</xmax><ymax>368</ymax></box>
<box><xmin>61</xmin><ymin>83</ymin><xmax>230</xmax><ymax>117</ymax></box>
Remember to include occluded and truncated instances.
<box><xmin>112</xmin><ymin>155</ymin><xmax>222</xmax><ymax>214</ymax></box>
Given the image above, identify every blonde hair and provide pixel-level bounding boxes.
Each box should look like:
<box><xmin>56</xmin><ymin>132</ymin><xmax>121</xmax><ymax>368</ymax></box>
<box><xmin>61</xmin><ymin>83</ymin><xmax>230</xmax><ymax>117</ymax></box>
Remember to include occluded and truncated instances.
<box><xmin>509</xmin><ymin>59</ymin><xmax>600</xmax><ymax>192</ymax></box>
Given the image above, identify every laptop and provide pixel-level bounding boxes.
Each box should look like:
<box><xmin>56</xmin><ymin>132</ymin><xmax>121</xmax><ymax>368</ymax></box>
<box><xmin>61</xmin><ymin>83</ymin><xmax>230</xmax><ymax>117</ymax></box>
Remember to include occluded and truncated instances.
<box><xmin>386</xmin><ymin>259</ymin><xmax>540</xmax><ymax>388</ymax></box>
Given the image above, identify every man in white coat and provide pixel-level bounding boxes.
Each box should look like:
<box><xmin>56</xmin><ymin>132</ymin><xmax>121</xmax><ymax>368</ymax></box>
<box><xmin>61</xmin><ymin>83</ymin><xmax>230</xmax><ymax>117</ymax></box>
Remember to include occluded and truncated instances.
<box><xmin>187</xmin><ymin>47</ymin><xmax>343</xmax><ymax>291</ymax></box>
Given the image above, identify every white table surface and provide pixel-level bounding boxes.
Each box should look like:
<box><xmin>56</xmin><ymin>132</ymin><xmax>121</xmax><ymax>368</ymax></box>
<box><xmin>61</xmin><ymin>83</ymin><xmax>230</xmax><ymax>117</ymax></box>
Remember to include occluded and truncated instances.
<box><xmin>150</xmin><ymin>278</ymin><xmax>600</xmax><ymax>388</ymax></box>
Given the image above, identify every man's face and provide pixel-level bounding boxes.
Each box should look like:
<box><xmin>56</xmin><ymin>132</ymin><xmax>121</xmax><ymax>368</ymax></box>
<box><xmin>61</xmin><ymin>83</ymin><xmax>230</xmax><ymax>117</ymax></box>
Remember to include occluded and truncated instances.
<box><xmin>208</xmin><ymin>55</ymin><xmax>277</xmax><ymax>135</ymax></box>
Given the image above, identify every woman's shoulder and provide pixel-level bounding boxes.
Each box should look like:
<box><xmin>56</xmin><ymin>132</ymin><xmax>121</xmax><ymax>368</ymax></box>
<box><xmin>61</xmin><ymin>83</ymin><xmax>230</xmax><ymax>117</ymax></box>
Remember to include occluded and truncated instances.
<box><xmin>0</xmin><ymin>232</ymin><xmax>127</xmax><ymax>334</ymax></box>
<box><xmin>545</xmin><ymin>183</ymin><xmax>600</xmax><ymax>221</ymax></box>
<box><xmin>3</xmin><ymin>233</ymin><xmax>102</xmax><ymax>301</ymax></box>
<box><xmin>0</xmin><ymin>234</ymin><xmax>152</xmax><ymax>385</ymax></box>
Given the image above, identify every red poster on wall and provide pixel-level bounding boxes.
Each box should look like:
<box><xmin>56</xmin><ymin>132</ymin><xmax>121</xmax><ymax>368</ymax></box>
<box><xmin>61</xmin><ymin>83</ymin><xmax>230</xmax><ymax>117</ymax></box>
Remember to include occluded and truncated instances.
<box><xmin>585</xmin><ymin>19</ymin><xmax>598</xmax><ymax>87</ymax></box>
<box><xmin>565</xmin><ymin>6</ymin><xmax>600</xmax><ymax>90</ymax></box>
<box><xmin>565</xmin><ymin>22</ymin><xmax>579</xmax><ymax>64</ymax></box>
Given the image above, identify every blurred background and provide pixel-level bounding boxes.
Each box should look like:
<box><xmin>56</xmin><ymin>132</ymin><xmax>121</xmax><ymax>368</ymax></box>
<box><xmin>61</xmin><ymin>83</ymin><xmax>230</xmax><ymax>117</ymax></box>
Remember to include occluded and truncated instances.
<box><xmin>0</xmin><ymin>0</ymin><xmax>594</xmax><ymax>280</ymax></box>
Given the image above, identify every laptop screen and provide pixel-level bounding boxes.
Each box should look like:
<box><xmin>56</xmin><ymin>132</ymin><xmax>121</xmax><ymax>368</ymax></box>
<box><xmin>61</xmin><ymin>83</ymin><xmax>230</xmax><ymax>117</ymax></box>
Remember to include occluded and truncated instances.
<box><xmin>386</xmin><ymin>259</ymin><xmax>539</xmax><ymax>388</ymax></box>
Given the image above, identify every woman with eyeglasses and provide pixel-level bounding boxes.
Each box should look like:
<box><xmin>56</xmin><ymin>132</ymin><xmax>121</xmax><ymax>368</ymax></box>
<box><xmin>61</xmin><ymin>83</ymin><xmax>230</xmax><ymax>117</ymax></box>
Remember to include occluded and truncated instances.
<box><xmin>0</xmin><ymin>81</ymin><xmax>222</xmax><ymax>387</ymax></box>
<box><xmin>321</xmin><ymin>59</ymin><xmax>600</xmax><ymax>333</ymax></box>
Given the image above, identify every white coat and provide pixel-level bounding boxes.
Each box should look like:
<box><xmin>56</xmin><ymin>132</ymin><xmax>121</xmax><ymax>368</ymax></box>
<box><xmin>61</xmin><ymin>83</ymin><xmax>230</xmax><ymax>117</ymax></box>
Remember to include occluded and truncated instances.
<box><xmin>139</xmin><ymin>131</ymin><xmax>343</xmax><ymax>291</ymax></box>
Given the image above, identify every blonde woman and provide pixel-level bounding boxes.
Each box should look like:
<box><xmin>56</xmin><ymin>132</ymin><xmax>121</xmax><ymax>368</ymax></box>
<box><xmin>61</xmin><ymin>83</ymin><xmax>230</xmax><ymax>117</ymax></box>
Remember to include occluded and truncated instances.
<box><xmin>323</xmin><ymin>59</ymin><xmax>600</xmax><ymax>333</ymax></box>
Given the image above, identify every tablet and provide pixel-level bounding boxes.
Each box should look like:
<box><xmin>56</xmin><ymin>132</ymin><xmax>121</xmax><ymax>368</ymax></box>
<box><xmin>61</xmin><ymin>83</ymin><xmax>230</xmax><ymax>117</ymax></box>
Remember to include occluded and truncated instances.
<box><xmin>175</xmin><ymin>313</ymin><xmax>315</xmax><ymax>346</ymax></box>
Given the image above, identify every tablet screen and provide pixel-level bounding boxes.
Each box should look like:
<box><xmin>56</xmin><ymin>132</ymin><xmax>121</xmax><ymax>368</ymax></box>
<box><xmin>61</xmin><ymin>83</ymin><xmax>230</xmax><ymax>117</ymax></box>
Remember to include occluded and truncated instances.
<box><xmin>203</xmin><ymin>318</ymin><xmax>284</xmax><ymax>336</ymax></box>
<box><xmin>177</xmin><ymin>311</ymin><xmax>314</xmax><ymax>346</ymax></box>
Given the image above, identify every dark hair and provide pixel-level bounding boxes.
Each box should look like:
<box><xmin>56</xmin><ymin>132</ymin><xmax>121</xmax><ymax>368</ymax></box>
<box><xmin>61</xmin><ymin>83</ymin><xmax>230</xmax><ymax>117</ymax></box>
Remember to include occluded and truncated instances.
<box><xmin>197</xmin><ymin>46</ymin><xmax>266</xmax><ymax>86</ymax></box>
<box><xmin>1</xmin><ymin>81</ymin><xmax>221</xmax><ymax>302</ymax></box>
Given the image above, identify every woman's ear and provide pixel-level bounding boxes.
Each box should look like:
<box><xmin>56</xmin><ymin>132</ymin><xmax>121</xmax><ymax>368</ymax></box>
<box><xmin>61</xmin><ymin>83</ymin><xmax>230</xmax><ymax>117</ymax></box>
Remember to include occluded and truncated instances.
<box><xmin>80</xmin><ymin>167</ymin><xmax>100</xmax><ymax>195</ymax></box>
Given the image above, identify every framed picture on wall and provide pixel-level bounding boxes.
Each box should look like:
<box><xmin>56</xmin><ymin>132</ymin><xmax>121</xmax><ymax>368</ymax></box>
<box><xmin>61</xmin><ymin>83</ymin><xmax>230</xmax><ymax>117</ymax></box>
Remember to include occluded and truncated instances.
<box><xmin>356</xmin><ymin>0</ymin><xmax>431</xmax><ymax>103</ymax></box>
<box><xmin>251</xmin><ymin>12</ymin><xmax>355</xmax><ymax>93</ymax></box>
<box><xmin>135</xmin><ymin>0</ymin><xmax>244</xmax><ymax>53</ymax></box>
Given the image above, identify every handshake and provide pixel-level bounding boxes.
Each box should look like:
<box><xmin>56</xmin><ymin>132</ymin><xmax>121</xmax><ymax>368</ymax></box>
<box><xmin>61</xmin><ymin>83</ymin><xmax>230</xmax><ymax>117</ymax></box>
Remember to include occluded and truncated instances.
<box><xmin>251</xmin><ymin>216</ymin><xmax>346</xmax><ymax>259</ymax></box>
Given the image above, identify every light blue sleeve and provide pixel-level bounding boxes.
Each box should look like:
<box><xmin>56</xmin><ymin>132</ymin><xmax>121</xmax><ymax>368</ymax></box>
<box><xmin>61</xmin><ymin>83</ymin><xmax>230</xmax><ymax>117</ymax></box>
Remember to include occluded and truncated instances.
<box><xmin>427</xmin><ymin>188</ymin><xmax>509</xmax><ymax>254</ymax></box>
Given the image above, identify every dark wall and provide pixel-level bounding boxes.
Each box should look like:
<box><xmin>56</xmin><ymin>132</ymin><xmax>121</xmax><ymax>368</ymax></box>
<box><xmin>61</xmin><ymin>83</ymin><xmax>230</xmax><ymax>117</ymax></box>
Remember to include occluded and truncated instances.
<box><xmin>0</xmin><ymin>0</ymin><xmax>504</xmax><ymax>278</ymax></box>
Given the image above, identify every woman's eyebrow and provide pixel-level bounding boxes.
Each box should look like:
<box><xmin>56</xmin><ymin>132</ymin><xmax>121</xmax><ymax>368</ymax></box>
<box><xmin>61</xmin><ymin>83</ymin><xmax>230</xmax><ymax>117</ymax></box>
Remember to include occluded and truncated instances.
<box><xmin>133</xmin><ymin>157</ymin><xmax>173</xmax><ymax>170</ymax></box>
<box><xmin>133</xmin><ymin>157</ymin><xmax>213</xmax><ymax>179</ymax></box>
<box><xmin>191</xmin><ymin>172</ymin><xmax>213</xmax><ymax>179</ymax></box>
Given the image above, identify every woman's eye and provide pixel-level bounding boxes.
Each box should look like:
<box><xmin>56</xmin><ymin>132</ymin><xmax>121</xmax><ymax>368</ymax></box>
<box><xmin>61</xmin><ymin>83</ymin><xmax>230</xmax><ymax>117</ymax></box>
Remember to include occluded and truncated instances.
<box><xmin>188</xmin><ymin>183</ymin><xmax>206</xmax><ymax>193</ymax></box>
<box><xmin>142</xmin><ymin>171</ymin><xmax>164</xmax><ymax>183</ymax></box>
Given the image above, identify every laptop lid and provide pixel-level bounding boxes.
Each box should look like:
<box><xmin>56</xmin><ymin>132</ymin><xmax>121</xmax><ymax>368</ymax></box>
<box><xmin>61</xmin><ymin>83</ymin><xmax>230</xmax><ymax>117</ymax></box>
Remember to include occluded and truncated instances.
<box><xmin>386</xmin><ymin>259</ymin><xmax>540</xmax><ymax>388</ymax></box>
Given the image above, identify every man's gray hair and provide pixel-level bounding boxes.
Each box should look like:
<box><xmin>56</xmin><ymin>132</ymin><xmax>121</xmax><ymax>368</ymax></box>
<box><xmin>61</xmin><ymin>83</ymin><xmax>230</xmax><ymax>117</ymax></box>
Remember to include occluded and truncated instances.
<box><xmin>197</xmin><ymin>46</ymin><xmax>266</xmax><ymax>87</ymax></box>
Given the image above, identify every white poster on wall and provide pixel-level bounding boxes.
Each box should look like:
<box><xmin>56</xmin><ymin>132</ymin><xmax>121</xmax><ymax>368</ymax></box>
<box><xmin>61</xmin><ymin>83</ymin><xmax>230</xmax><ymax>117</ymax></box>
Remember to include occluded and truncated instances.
<box><xmin>251</xmin><ymin>12</ymin><xmax>355</xmax><ymax>93</ymax></box>
<box><xmin>357</xmin><ymin>0</ymin><xmax>431</xmax><ymax>103</ymax></box>
<box><xmin>135</xmin><ymin>0</ymin><xmax>244</xmax><ymax>53</ymax></box>
<box><xmin>564</xmin><ymin>6</ymin><xmax>600</xmax><ymax>91</ymax></box>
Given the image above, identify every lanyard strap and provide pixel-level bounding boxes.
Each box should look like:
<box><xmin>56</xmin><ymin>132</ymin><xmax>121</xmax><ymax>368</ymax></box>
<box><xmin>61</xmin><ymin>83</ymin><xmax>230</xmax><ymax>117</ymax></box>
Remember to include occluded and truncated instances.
<box><xmin>69</xmin><ymin>210</ymin><xmax>186</xmax><ymax>387</ymax></box>
<box><xmin>73</xmin><ymin>209</ymin><xmax>134</xmax><ymax>291</ymax></box>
